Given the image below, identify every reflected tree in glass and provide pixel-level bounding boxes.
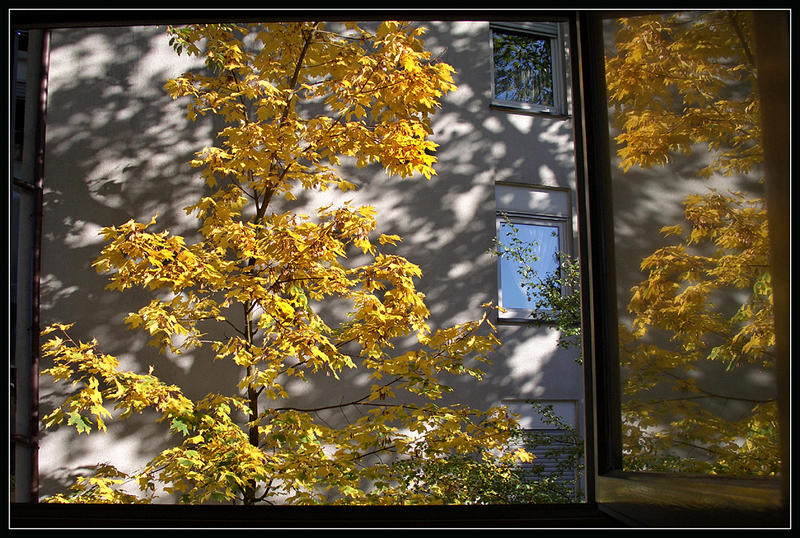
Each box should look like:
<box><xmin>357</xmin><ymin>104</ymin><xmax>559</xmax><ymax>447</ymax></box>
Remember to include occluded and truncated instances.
<box><xmin>605</xmin><ymin>11</ymin><xmax>778</xmax><ymax>475</ymax></box>
<box><xmin>492</xmin><ymin>30</ymin><xmax>554</xmax><ymax>107</ymax></box>
<box><xmin>494</xmin><ymin>217</ymin><xmax>583</xmax><ymax>361</ymax></box>
<box><xmin>497</xmin><ymin>220</ymin><xmax>561</xmax><ymax>309</ymax></box>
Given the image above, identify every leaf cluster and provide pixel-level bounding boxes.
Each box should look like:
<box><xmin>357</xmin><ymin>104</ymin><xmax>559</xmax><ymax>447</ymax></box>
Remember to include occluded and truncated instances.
<box><xmin>41</xmin><ymin>21</ymin><xmax>537</xmax><ymax>505</ymax></box>
<box><xmin>606</xmin><ymin>11</ymin><xmax>778</xmax><ymax>475</ymax></box>
<box><xmin>606</xmin><ymin>11</ymin><xmax>761</xmax><ymax>178</ymax></box>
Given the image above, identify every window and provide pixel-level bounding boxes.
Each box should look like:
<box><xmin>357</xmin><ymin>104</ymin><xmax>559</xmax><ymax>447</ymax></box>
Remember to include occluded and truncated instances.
<box><xmin>504</xmin><ymin>399</ymin><xmax>583</xmax><ymax>502</ymax></box>
<box><xmin>572</xmin><ymin>10</ymin><xmax>789</xmax><ymax>526</ymax></box>
<box><xmin>10</xmin><ymin>26</ymin><xmax>45</xmax><ymax>506</ymax></box>
<box><xmin>490</xmin><ymin>22</ymin><xmax>567</xmax><ymax>115</ymax></box>
<box><xmin>496</xmin><ymin>215</ymin><xmax>567</xmax><ymax>319</ymax></box>
<box><xmin>9</xmin><ymin>10</ymin><xmax>788</xmax><ymax>528</ymax></box>
<box><xmin>12</xmin><ymin>31</ymin><xmax>28</xmax><ymax>165</ymax></box>
<box><xmin>495</xmin><ymin>183</ymin><xmax>572</xmax><ymax>321</ymax></box>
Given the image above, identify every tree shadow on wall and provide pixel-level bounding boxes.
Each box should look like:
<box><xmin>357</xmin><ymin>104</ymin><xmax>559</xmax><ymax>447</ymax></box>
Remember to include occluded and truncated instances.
<box><xmin>38</xmin><ymin>24</ymin><xmax>241</xmax><ymax>499</ymax></box>
<box><xmin>38</xmin><ymin>20</ymin><xmax>584</xmax><ymax>502</ymax></box>
<box><xmin>273</xmin><ymin>19</ymin><xmax>583</xmax><ymax>419</ymax></box>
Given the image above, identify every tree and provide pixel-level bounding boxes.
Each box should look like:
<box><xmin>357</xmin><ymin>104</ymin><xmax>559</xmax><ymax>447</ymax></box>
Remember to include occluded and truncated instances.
<box><xmin>40</xmin><ymin>21</ymin><xmax>534</xmax><ymax>505</ymax></box>
<box><xmin>605</xmin><ymin>11</ymin><xmax>778</xmax><ymax>474</ymax></box>
<box><xmin>488</xmin><ymin>220</ymin><xmax>585</xmax><ymax>500</ymax></box>
<box><xmin>387</xmin><ymin>401</ymin><xmax>584</xmax><ymax>503</ymax></box>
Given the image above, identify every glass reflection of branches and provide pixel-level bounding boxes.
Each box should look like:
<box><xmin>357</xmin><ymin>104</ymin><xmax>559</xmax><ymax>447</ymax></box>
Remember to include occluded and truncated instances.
<box><xmin>492</xmin><ymin>30</ymin><xmax>554</xmax><ymax>107</ymax></box>
<box><xmin>605</xmin><ymin>11</ymin><xmax>778</xmax><ymax>476</ymax></box>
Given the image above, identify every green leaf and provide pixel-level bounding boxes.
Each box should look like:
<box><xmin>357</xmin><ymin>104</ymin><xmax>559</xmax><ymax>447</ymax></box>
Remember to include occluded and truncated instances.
<box><xmin>170</xmin><ymin>418</ymin><xmax>190</xmax><ymax>436</ymax></box>
<box><xmin>67</xmin><ymin>412</ymin><xmax>92</xmax><ymax>434</ymax></box>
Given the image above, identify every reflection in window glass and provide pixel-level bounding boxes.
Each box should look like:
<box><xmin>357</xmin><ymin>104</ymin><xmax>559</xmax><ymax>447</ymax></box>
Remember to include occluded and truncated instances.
<box><xmin>498</xmin><ymin>220</ymin><xmax>560</xmax><ymax>310</ymax></box>
<box><xmin>604</xmin><ymin>11</ymin><xmax>778</xmax><ymax>476</ymax></box>
<box><xmin>492</xmin><ymin>29</ymin><xmax>554</xmax><ymax>107</ymax></box>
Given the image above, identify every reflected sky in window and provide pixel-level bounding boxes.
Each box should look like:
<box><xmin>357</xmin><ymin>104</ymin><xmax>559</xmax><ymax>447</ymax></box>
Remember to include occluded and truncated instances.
<box><xmin>498</xmin><ymin>221</ymin><xmax>560</xmax><ymax>309</ymax></box>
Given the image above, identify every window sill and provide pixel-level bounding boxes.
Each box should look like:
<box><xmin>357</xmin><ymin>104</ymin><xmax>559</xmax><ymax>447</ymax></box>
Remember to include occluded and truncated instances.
<box><xmin>596</xmin><ymin>471</ymin><xmax>787</xmax><ymax>527</ymax></box>
<box><xmin>490</xmin><ymin>101</ymin><xmax>571</xmax><ymax>120</ymax></box>
<box><xmin>496</xmin><ymin>309</ymin><xmax>571</xmax><ymax>326</ymax></box>
<box><xmin>11</xmin><ymin>501</ymin><xmax>624</xmax><ymax>528</ymax></box>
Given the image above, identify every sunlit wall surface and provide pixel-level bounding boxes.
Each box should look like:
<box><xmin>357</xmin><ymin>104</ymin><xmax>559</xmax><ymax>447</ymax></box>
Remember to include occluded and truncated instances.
<box><xmin>36</xmin><ymin>21</ymin><xmax>585</xmax><ymax>502</ymax></box>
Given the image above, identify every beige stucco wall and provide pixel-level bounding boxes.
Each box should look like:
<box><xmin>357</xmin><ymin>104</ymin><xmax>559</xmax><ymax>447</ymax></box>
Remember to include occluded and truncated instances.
<box><xmin>38</xmin><ymin>21</ymin><xmax>584</xmax><ymax>501</ymax></box>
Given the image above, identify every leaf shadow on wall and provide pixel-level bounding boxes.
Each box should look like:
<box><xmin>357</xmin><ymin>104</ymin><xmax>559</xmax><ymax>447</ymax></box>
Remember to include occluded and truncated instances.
<box><xmin>38</xmin><ymin>20</ymin><xmax>585</xmax><ymax>501</ymax></box>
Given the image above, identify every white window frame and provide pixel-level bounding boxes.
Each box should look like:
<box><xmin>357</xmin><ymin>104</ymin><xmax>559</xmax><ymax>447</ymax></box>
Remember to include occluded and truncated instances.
<box><xmin>489</xmin><ymin>21</ymin><xmax>568</xmax><ymax>116</ymax></box>
<box><xmin>496</xmin><ymin>211</ymin><xmax>570</xmax><ymax>322</ymax></box>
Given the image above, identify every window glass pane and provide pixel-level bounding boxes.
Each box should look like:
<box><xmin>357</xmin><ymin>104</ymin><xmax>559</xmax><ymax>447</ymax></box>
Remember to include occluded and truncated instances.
<box><xmin>603</xmin><ymin>11</ymin><xmax>779</xmax><ymax>476</ymax></box>
<box><xmin>492</xmin><ymin>29</ymin><xmax>554</xmax><ymax>106</ymax></box>
<box><xmin>14</xmin><ymin>98</ymin><xmax>25</xmax><ymax>164</ymax></box>
<box><xmin>13</xmin><ymin>30</ymin><xmax>28</xmax><ymax>175</ymax></box>
<box><xmin>498</xmin><ymin>221</ymin><xmax>560</xmax><ymax>309</ymax></box>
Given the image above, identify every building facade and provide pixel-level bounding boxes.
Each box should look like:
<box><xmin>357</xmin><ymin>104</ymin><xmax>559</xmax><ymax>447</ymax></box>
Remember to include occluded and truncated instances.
<box><xmin>11</xmin><ymin>11</ymin><xmax>790</xmax><ymax>527</ymax></box>
<box><xmin>13</xmin><ymin>20</ymin><xmax>585</xmax><ymax>503</ymax></box>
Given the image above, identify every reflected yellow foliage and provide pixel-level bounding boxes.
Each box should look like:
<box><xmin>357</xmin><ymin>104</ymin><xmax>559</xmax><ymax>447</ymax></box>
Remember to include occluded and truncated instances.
<box><xmin>607</xmin><ymin>11</ymin><xmax>778</xmax><ymax>475</ymax></box>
